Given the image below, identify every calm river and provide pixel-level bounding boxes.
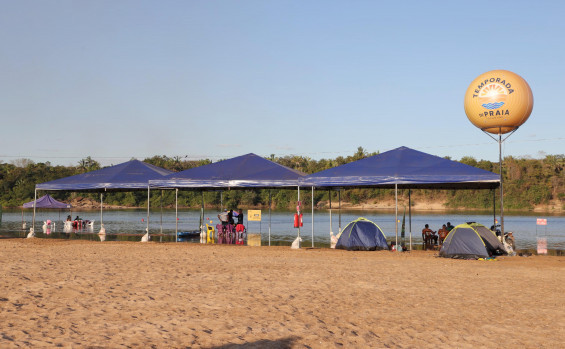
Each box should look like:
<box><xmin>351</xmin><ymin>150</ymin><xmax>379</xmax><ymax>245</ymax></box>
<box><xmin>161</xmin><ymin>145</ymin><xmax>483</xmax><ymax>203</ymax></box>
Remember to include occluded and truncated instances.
<box><xmin>2</xmin><ymin>208</ymin><xmax>564</xmax><ymax>251</ymax></box>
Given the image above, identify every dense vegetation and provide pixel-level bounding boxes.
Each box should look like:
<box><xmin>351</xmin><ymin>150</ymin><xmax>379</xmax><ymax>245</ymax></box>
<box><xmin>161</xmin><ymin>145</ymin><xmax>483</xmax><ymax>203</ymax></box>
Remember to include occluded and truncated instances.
<box><xmin>1</xmin><ymin>148</ymin><xmax>563</xmax><ymax>211</ymax></box>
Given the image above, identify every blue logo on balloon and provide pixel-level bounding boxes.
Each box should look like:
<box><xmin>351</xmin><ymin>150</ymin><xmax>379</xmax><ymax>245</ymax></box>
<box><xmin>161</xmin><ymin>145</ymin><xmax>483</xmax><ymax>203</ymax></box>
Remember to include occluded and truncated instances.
<box><xmin>482</xmin><ymin>102</ymin><xmax>505</xmax><ymax>110</ymax></box>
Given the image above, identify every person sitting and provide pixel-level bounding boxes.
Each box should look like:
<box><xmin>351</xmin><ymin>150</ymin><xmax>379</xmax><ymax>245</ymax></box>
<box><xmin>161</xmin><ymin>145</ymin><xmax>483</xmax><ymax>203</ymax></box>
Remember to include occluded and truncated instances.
<box><xmin>438</xmin><ymin>224</ymin><xmax>449</xmax><ymax>245</ymax></box>
<box><xmin>422</xmin><ymin>224</ymin><xmax>435</xmax><ymax>249</ymax></box>
<box><xmin>446</xmin><ymin>222</ymin><xmax>454</xmax><ymax>232</ymax></box>
<box><xmin>505</xmin><ymin>232</ymin><xmax>516</xmax><ymax>250</ymax></box>
<box><xmin>75</xmin><ymin>215</ymin><xmax>81</xmax><ymax>221</ymax></box>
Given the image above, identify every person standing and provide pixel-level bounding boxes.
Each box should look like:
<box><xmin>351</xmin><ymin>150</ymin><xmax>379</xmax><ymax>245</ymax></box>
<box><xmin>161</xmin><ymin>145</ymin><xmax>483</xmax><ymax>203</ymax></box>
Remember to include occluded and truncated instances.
<box><xmin>228</xmin><ymin>209</ymin><xmax>235</xmax><ymax>225</ymax></box>
<box><xmin>218</xmin><ymin>210</ymin><xmax>229</xmax><ymax>226</ymax></box>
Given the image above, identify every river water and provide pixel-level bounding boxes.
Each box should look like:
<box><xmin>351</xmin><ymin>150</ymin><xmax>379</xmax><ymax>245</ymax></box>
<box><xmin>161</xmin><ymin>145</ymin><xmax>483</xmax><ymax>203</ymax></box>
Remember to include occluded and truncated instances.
<box><xmin>2</xmin><ymin>208</ymin><xmax>564</xmax><ymax>251</ymax></box>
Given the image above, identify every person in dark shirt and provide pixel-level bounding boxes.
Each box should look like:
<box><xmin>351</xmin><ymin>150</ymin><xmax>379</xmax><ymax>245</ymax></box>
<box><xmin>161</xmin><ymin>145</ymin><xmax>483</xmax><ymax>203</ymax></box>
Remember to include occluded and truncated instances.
<box><xmin>236</xmin><ymin>209</ymin><xmax>244</xmax><ymax>225</ymax></box>
<box><xmin>228</xmin><ymin>210</ymin><xmax>234</xmax><ymax>225</ymax></box>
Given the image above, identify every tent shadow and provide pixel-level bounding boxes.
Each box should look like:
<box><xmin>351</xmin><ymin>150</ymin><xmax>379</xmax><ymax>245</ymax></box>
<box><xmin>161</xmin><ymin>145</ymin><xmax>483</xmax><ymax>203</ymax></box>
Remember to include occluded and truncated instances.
<box><xmin>208</xmin><ymin>336</ymin><xmax>299</xmax><ymax>349</ymax></box>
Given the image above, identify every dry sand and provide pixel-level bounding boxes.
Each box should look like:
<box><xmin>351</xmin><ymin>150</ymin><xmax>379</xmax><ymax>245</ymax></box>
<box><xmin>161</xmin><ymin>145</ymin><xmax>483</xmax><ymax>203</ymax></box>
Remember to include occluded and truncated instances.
<box><xmin>1</xmin><ymin>239</ymin><xmax>564</xmax><ymax>348</ymax></box>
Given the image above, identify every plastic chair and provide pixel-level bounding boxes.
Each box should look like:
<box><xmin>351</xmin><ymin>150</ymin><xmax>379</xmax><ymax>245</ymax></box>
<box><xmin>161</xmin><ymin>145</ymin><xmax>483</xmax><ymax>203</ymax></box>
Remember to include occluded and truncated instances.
<box><xmin>206</xmin><ymin>224</ymin><xmax>215</xmax><ymax>244</ymax></box>
<box><xmin>226</xmin><ymin>224</ymin><xmax>235</xmax><ymax>244</ymax></box>
<box><xmin>64</xmin><ymin>221</ymin><xmax>73</xmax><ymax>232</ymax></box>
<box><xmin>236</xmin><ymin>224</ymin><xmax>246</xmax><ymax>245</ymax></box>
<box><xmin>216</xmin><ymin>224</ymin><xmax>224</xmax><ymax>244</ymax></box>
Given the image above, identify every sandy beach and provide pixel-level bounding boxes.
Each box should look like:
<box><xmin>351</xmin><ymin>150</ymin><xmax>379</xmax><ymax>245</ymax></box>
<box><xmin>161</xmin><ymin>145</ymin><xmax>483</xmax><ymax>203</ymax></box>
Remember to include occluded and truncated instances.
<box><xmin>1</xmin><ymin>239</ymin><xmax>564</xmax><ymax>348</ymax></box>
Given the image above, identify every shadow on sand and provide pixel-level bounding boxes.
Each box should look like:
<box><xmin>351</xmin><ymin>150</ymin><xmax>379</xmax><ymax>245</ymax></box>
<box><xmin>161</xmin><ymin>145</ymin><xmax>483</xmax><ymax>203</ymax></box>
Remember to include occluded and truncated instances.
<box><xmin>208</xmin><ymin>336</ymin><xmax>300</xmax><ymax>349</ymax></box>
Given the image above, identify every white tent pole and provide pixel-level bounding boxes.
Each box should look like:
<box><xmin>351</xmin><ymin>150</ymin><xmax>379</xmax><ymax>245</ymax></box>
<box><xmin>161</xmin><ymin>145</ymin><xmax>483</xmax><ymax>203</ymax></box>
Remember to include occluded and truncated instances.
<box><xmin>32</xmin><ymin>188</ymin><xmax>37</xmax><ymax>232</ymax></box>
<box><xmin>329</xmin><ymin>190</ymin><xmax>332</xmax><ymax>235</ymax></box>
<box><xmin>146</xmin><ymin>186</ymin><xmax>150</xmax><ymax>237</ymax></box>
<box><xmin>493</xmin><ymin>188</ymin><xmax>497</xmax><ymax>230</ymax></box>
<box><xmin>201</xmin><ymin>191</ymin><xmax>205</xmax><ymax>243</ymax></box>
<box><xmin>297</xmin><ymin>186</ymin><xmax>301</xmax><ymax>249</ymax></box>
<box><xmin>409</xmin><ymin>189</ymin><xmax>412</xmax><ymax>251</ymax></box>
<box><xmin>395</xmin><ymin>183</ymin><xmax>398</xmax><ymax>249</ymax></box>
<box><xmin>311</xmin><ymin>186</ymin><xmax>314</xmax><ymax>248</ymax></box>
<box><xmin>100</xmin><ymin>192</ymin><xmax>103</xmax><ymax>226</ymax></box>
<box><xmin>175</xmin><ymin>189</ymin><xmax>178</xmax><ymax>242</ymax></box>
<box><xmin>338</xmin><ymin>189</ymin><xmax>341</xmax><ymax>234</ymax></box>
<box><xmin>268</xmin><ymin>190</ymin><xmax>272</xmax><ymax>247</ymax></box>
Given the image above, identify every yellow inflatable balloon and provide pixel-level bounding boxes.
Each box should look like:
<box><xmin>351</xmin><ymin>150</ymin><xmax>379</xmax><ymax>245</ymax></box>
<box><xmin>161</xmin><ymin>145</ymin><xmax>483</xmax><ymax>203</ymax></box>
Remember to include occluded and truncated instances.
<box><xmin>464</xmin><ymin>70</ymin><xmax>533</xmax><ymax>134</ymax></box>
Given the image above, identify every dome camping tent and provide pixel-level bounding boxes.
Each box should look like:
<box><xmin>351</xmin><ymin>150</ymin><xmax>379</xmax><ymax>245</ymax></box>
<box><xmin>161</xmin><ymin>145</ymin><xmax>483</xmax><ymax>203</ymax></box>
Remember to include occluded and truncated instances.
<box><xmin>467</xmin><ymin>222</ymin><xmax>507</xmax><ymax>255</ymax></box>
<box><xmin>335</xmin><ymin>217</ymin><xmax>389</xmax><ymax>251</ymax></box>
<box><xmin>439</xmin><ymin>223</ymin><xmax>507</xmax><ymax>259</ymax></box>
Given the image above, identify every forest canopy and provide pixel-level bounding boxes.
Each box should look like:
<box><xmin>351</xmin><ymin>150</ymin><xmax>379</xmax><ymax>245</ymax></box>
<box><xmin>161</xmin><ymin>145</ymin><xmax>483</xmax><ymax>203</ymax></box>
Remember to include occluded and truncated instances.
<box><xmin>1</xmin><ymin>148</ymin><xmax>563</xmax><ymax>211</ymax></box>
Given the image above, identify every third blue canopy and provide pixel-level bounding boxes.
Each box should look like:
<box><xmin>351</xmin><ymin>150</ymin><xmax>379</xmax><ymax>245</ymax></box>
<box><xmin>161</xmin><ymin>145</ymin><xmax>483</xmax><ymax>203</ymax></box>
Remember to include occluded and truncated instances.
<box><xmin>299</xmin><ymin>146</ymin><xmax>500</xmax><ymax>189</ymax></box>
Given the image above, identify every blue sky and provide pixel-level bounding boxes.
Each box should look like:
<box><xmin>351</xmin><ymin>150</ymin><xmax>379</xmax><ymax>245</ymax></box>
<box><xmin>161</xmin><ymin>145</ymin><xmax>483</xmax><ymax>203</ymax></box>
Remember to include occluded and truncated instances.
<box><xmin>1</xmin><ymin>0</ymin><xmax>563</xmax><ymax>166</ymax></box>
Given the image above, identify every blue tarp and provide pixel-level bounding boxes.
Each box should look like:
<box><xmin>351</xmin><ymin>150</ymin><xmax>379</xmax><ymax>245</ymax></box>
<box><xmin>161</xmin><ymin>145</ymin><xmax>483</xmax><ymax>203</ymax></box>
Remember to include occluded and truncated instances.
<box><xmin>299</xmin><ymin>146</ymin><xmax>500</xmax><ymax>189</ymax></box>
<box><xmin>23</xmin><ymin>194</ymin><xmax>71</xmax><ymax>209</ymax></box>
<box><xmin>36</xmin><ymin>160</ymin><xmax>173</xmax><ymax>191</ymax></box>
<box><xmin>149</xmin><ymin>153</ymin><xmax>305</xmax><ymax>189</ymax></box>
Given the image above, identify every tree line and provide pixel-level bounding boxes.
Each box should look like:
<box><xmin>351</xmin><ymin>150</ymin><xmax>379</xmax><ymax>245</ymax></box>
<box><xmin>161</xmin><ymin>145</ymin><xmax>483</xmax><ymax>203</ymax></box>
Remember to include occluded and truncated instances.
<box><xmin>1</xmin><ymin>148</ymin><xmax>563</xmax><ymax>211</ymax></box>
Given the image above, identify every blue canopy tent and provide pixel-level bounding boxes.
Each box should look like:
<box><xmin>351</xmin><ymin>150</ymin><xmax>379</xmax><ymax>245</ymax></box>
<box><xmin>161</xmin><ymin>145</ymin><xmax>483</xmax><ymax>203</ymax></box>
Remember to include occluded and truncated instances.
<box><xmin>150</xmin><ymin>153</ymin><xmax>305</xmax><ymax>189</ymax></box>
<box><xmin>299</xmin><ymin>146</ymin><xmax>501</xmax><ymax>249</ymax></box>
<box><xmin>23</xmin><ymin>194</ymin><xmax>71</xmax><ymax>209</ymax></box>
<box><xmin>149</xmin><ymin>153</ymin><xmax>305</xmax><ymax>243</ymax></box>
<box><xmin>34</xmin><ymin>160</ymin><xmax>173</xmax><ymax>235</ymax></box>
<box><xmin>22</xmin><ymin>194</ymin><xmax>72</xmax><ymax>230</ymax></box>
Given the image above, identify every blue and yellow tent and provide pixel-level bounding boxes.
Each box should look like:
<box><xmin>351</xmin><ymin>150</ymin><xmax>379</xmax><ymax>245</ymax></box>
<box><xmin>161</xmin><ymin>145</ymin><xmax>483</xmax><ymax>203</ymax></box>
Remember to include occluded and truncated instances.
<box><xmin>439</xmin><ymin>223</ymin><xmax>506</xmax><ymax>259</ymax></box>
<box><xmin>335</xmin><ymin>217</ymin><xmax>389</xmax><ymax>251</ymax></box>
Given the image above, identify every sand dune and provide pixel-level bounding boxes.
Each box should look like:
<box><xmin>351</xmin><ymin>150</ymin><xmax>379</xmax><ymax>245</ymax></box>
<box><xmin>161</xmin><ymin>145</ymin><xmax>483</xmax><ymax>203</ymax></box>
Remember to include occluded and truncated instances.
<box><xmin>1</xmin><ymin>239</ymin><xmax>564</xmax><ymax>348</ymax></box>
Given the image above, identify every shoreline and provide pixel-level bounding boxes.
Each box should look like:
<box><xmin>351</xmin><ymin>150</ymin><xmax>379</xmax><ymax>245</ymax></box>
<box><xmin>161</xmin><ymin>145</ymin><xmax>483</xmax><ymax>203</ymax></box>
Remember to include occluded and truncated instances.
<box><xmin>5</xmin><ymin>195</ymin><xmax>563</xmax><ymax>213</ymax></box>
<box><xmin>8</xmin><ymin>203</ymin><xmax>564</xmax><ymax>214</ymax></box>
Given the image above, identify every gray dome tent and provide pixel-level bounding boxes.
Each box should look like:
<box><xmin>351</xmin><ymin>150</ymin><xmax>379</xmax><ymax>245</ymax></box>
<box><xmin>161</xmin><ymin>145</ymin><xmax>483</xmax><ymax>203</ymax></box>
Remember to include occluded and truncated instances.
<box><xmin>439</xmin><ymin>223</ymin><xmax>507</xmax><ymax>259</ymax></box>
<box><xmin>467</xmin><ymin>222</ymin><xmax>507</xmax><ymax>256</ymax></box>
<box><xmin>335</xmin><ymin>217</ymin><xmax>389</xmax><ymax>251</ymax></box>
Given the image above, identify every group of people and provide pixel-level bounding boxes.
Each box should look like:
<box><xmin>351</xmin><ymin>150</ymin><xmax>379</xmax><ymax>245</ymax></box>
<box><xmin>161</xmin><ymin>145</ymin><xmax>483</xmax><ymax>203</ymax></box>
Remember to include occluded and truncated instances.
<box><xmin>66</xmin><ymin>215</ymin><xmax>82</xmax><ymax>222</ymax></box>
<box><xmin>422</xmin><ymin>221</ymin><xmax>454</xmax><ymax>249</ymax></box>
<box><xmin>217</xmin><ymin>209</ymin><xmax>244</xmax><ymax>226</ymax></box>
<box><xmin>65</xmin><ymin>215</ymin><xmax>92</xmax><ymax>229</ymax></box>
<box><xmin>216</xmin><ymin>209</ymin><xmax>246</xmax><ymax>245</ymax></box>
